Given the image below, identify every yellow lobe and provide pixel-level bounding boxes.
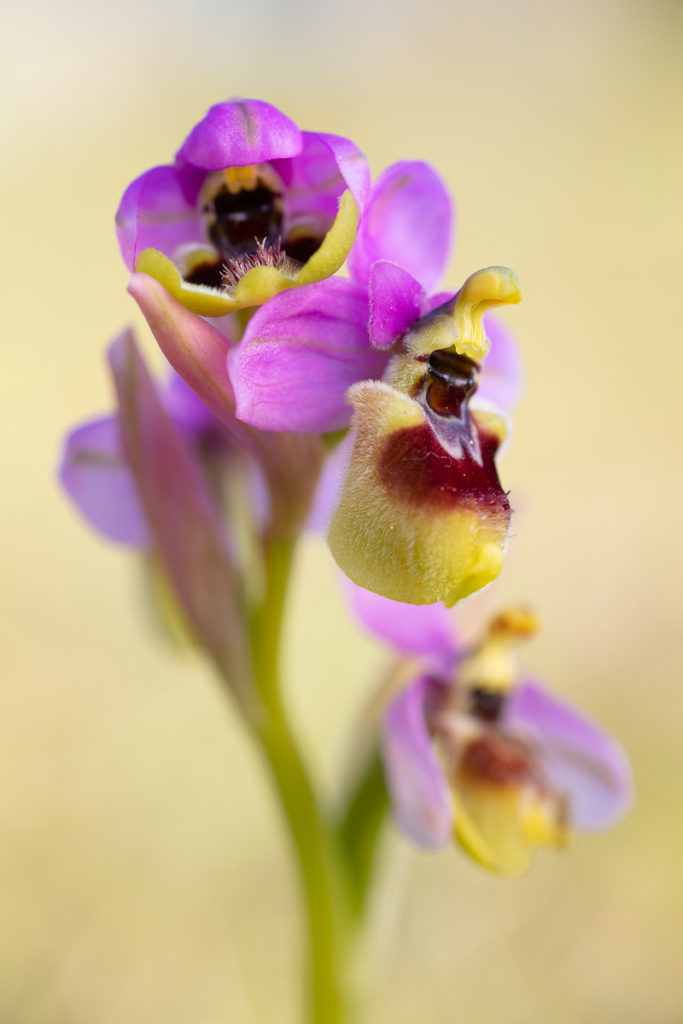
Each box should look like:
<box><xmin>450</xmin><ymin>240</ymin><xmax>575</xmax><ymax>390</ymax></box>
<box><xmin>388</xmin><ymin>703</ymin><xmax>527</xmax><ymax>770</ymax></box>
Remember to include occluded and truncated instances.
<box><xmin>232</xmin><ymin>264</ymin><xmax>295</xmax><ymax>305</ymax></box>
<box><xmin>327</xmin><ymin>381</ymin><xmax>508</xmax><ymax>606</ymax></box>
<box><xmin>135</xmin><ymin>248</ymin><xmax>299</xmax><ymax>315</ymax></box>
<box><xmin>453</xmin><ymin>779</ymin><xmax>567</xmax><ymax>877</ymax></box>
<box><xmin>471</xmin><ymin>408</ymin><xmax>508</xmax><ymax>447</ymax></box>
<box><xmin>296</xmin><ymin>190</ymin><xmax>359</xmax><ymax>286</ymax></box>
<box><xmin>445</xmin><ymin>541</ymin><xmax>505</xmax><ymax>607</ymax></box>
<box><xmin>135</xmin><ymin>248</ymin><xmax>238</xmax><ymax>316</ymax></box>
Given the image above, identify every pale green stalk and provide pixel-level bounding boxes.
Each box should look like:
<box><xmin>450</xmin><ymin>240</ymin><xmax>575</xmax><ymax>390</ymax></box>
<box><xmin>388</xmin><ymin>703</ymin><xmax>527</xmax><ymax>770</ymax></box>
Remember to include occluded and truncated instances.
<box><xmin>244</xmin><ymin>540</ymin><xmax>360</xmax><ymax>1024</ymax></box>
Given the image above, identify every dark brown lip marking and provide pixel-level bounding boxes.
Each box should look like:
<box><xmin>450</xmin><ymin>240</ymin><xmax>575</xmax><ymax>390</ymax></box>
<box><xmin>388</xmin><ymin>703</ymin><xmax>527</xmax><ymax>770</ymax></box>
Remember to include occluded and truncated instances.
<box><xmin>459</xmin><ymin>732</ymin><xmax>541</xmax><ymax>789</ymax></box>
<box><xmin>377</xmin><ymin>342</ymin><xmax>510</xmax><ymax>516</ymax></box>
<box><xmin>184</xmin><ymin>257</ymin><xmax>224</xmax><ymax>289</ymax></box>
<box><xmin>204</xmin><ymin>179</ymin><xmax>285</xmax><ymax>260</ymax></box>
<box><xmin>200</xmin><ymin>173</ymin><xmax>325</xmax><ymax>281</ymax></box>
<box><xmin>283</xmin><ymin>234</ymin><xmax>321</xmax><ymax>264</ymax></box>
<box><xmin>377</xmin><ymin>417</ymin><xmax>511</xmax><ymax>518</ymax></box>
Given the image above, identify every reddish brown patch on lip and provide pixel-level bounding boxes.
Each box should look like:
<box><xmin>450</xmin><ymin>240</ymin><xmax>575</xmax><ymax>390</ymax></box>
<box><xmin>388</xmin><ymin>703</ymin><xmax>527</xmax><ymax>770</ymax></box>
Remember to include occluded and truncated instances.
<box><xmin>460</xmin><ymin>733</ymin><xmax>540</xmax><ymax>789</ymax></box>
<box><xmin>377</xmin><ymin>418</ymin><xmax>511</xmax><ymax>518</ymax></box>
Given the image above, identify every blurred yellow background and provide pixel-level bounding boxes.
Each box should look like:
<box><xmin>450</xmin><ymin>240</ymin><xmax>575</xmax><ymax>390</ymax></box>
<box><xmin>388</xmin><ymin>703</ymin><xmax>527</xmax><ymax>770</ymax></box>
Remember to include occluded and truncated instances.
<box><xmin>3</xmin><ymin>0</ymin><xmax>683</xmax><ymax>1020</ymax></box>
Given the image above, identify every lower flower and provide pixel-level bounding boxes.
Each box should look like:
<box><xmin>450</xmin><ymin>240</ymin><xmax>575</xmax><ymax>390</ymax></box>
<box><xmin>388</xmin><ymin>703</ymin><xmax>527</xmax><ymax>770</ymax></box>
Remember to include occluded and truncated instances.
<box><xmin>344</xmin><ymin>585</ymin><xmax>633</xmax><ymax>875</ymax></box>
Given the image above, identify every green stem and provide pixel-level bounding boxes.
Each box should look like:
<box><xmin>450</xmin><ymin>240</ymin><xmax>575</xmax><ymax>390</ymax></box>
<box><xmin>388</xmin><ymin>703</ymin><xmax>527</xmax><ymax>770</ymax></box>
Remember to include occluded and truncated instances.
<box><xmin>246</xmin><ymin>540</ymin><xmax>356</xmax><ymax>1024</ymax></box>
<box><xmin>337</xmin><ymin>748</ymin><xmax>390</xmax><ymax>915</ymax></box>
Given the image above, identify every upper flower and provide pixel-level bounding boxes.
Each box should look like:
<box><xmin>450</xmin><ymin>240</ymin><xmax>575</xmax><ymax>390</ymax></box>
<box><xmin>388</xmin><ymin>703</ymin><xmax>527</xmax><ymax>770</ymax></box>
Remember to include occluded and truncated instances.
<box><xmin>347</xmin><ymin>585</ymin><xmax>633</xmax><ymax>875</ymax></box>
<box><xmin>116</xmin><ymin>99</ymin><xmax>370</xmax><ymax>317</ymax></box>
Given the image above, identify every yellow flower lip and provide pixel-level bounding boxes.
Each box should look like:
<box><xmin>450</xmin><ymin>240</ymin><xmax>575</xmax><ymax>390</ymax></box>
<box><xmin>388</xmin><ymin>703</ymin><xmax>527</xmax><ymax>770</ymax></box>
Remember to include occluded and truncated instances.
<box><xmin>453</xmin><ymin>768</ymin><xmax>567</xmax><ymax>877</ymax></box>
<box><xmin>433</xmin><ymin>606</ymin><xmax>566</xmax><ymax>874</ymax></box>
<box><xmin>327</xmin><ymin>269</ymin><xmax>521</xmax><ymax>607</ymax></box>
<box><xmin>134</xmin><ymin>189</ymin><xmax>359</xmax><ymax>317</ymax></box>
<box><xmin>327</xmin><ymin>380</ymin><xmax>511</xmax><ymax>606</ymax></box>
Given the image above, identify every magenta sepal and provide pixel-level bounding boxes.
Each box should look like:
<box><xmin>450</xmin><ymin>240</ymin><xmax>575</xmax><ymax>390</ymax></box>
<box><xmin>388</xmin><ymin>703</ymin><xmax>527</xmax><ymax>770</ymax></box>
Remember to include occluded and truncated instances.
<box><xmin>348</xmin><ymin>160</ymin><xmax>453</xmax><ymax>293</ymax></box>
<box><xmin>116</xmin><ymin>165</ymin><xmax>203</xmax><ymax>272</ymax></box>
<box><xmin>59</xmin><ymin>413</ymin><xmax>150</xmax><ymax>547</ymax></box>
<box><xmin>367</xmin><ymin>260</ymin><xmax>425</xmax><ymax>350</ymax></box>
<box><xmin>128</xmin><ymin>272</ymin><xmax>239</xmax><ymax>432</ymax></box>
<box><xmin>176</xmin><ymin>99</ymin><xmax>302</xmax><ymax>175</ymax></box>
<box><xmin>344</xmin><ymin>578</ymin><xmax>456</xmax><ymax>661</ymax></box>
<box><xmin>383</xmin><ymin>676</ymin><xmax>453</xmax><ymax>848</ymax></box>
<box><xmin>229</xmin><ymin>278</ymin><xmax>389</xmax><ymax>433</ymax></box>
<box><xmin>505</xmin><ymin>681</ymin><xmax>634</xmax><ymax>830</ymax></box>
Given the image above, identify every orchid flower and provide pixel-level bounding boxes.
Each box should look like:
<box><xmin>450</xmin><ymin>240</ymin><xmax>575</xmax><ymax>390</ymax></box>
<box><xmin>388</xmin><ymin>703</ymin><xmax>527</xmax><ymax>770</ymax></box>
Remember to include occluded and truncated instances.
<box><xmin>57</xmin><ymin>94</ymin><xmax>636</xmax><ymax>1019</ymax></box>
<box><xmin>347</xmin><ymin>584</ymin><xmax>633</xmax><ymax>876</ymax></box>
<box><xmin>116</xmin><ymin>98</ymin><xmax>369</xmax><ymax>318</ymax></box>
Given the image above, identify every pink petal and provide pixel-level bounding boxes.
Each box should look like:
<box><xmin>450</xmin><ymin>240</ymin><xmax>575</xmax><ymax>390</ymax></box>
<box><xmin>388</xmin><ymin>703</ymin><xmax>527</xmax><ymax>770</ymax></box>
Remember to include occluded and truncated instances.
<box><xmin>270</xmin><ymin>131</ymin><xmax>370</xmax><ymax>231</ymax></box>
<box><xmin>348</xmin><ymin>161</ymin><xmax>454</xmax><ymax>292</ymax></box>
<box><xmin>368</xmin><ymin>260</ymin><xmax>425</xmax><ymax>349</ymax></box>
<box><xmin>383</xmin><ymin>677</ymin><xmax>453</xmax><ymax>848</ymax></box>
<box><xmin>128</xmin><ymin>273</ymin><xmax>238</xmax><ymax>434</ymax></box>
<box><xmin>477</xmin><ymin>314</ymin><xmax>524</xmax><ymax>414</ymax></box>
<box><xmin>506</xmin><ymin>682</ymin><xmax>634</xmax><ymax>830</ymax></box>
<box><xmin>58</xmin><ymin>413</ymin><xmax>149</xmax><ymax>547</ymax></box>
<box><xmin>176</xmin><ymin>98</ymin><xmax>302</xmax><ymax>172</ymax></box>
<box><xmin>229</xmin><ymin>279</ymin><xmax>388</xmax><ymax>433</ymax></box>
<box><xmin>315</xmin><ymin>131</ymin><xmax>371</xmax><ymax>210</ymax></box>
<box><xmin>344</xmin><ymin>578</ymin><xmax>457</xmax><ymax>660</ymax></box>
<box><xmin>162</xmin><ymin>371</ymin><xmax>220</xmax><ymax>436</ymax></box>
<box><xmin>115</xmin><ymin>165</ymin><xmax>201</xmax><ymax>272</ymax></box>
